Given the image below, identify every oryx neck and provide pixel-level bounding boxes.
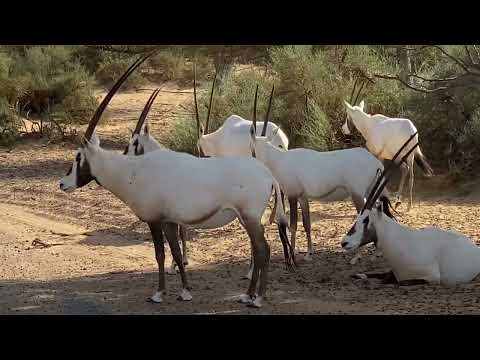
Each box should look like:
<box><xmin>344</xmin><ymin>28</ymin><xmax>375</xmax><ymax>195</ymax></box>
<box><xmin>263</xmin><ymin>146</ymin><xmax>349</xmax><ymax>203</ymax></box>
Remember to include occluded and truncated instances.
<box><xmin>86</xmin><ymin>147</ymin><xmax>137</xmax><ymax>203</ymax></box>
<box><xmin>259</xmin><ymin>140</ymin><xmax>282</xmax><ymax>166</ymax></box>
<box><xmin>350</xmin><ymin>110</ymin><xmax>373</xmax><ymax>139</ymax></box>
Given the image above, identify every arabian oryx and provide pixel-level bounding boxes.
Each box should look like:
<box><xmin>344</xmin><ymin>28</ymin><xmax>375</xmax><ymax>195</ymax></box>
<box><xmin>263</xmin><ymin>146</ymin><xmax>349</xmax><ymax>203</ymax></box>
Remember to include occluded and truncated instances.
<box><xmin>124</xmin><ymin>81</ymin><xmax>288</xmax><ymax>280</ymax></box>
<box><xmin>342</xmin><ymin>100</ymin><xmax>434</xmax><ymax>211</ymax></box>
<box><xmin>341</xmin><ymin>133</ymin><xmax>480</xmax><ymax>286</ymax></box>
<box><xmin>123</xmin><ymin>88</ymin><xmax>189</xmax><ymax>276</ymax></box>
<box><xmin>249</xmin><ymin>95</ymin><xmax>389</xmax><ymax>261</ymax></box>
<box><xmin>192</xmin><ymin>64</ymin><xmax>289</xmax><ymax>157</ymax></box>
<box><xmin>59</xmin><ymin>54</ymin><xmax>295</xmax><ymax>308</ymax></box>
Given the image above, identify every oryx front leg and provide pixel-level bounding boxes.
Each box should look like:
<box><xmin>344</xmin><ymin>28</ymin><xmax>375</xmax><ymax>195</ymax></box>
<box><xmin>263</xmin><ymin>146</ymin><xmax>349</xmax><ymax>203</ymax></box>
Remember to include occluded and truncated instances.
<box><xmin>163</xmin><ymin>222</ymin><xmax>192</xmax><ymax>302</ymax></box>
<box><xmin>147</xmin><ymin>222</ymin><xmax>166</xmax><ymax>303</ymax></box>
<box><xmin>395</xmin><ymin>162</ymin><xmax>409</xmax><ymax>209</ymax></box>
<box><xmin>407</xmin><ymin>157</ymin><xmax>415</xmax><ymax>211</ymax></box>
<box><xmin>288</xmin><ymin>198</ymin><xmax>299</xmax><ymax>256</ymax></box>
<box><xmin>298</xmin><ymin>197</ymin><xmax>313</xmax><ymax>260</ymax></box>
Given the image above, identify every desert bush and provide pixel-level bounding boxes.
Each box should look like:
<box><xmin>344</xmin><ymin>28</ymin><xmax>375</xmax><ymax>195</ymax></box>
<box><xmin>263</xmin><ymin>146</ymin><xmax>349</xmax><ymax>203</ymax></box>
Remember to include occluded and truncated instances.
<box><xmin>0</xmin><ymin>46</ymin><xmax>98</xmax><ymax>145</ymax></box>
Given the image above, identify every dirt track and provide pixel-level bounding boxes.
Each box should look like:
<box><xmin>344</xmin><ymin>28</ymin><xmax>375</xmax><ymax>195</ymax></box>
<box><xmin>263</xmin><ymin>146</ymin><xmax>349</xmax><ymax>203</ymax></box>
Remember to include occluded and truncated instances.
<box><xmin>2</xmin><ymin>82</ymin><xmax>480</xmax><ymax>314</ymax></box>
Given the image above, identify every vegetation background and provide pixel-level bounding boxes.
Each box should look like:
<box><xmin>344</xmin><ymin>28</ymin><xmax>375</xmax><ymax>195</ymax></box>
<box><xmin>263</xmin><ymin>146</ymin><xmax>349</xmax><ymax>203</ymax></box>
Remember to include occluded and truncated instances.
<box><xmin>1</xmin><ymin>45</ymin><xmax>480</xmax><ymax>177</ymax></box>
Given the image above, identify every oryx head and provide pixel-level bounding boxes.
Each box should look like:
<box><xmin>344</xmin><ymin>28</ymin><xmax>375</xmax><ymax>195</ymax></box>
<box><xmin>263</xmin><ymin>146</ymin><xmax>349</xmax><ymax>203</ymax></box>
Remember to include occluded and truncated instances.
<box><xmin>193</xmin><ymin>63</ymin><xmax>217</xmax><ymax>157</ymax></box>
<box><xmin>60</xmin><ymin>52</ymin><xmax>153</xmax><ymax>192</ymax></box>
<box><xmin>342</xmin><ymin>76</ymin><xmax>367</xmax><ymax>135</ymax></box>
<box><xmin>124</xmin><ymin>88</ymin><xmax>163</xmax><ymax>156</ymax></box>
<box><xmin>249</xmin><ymin>84</ymin><xmax>285</xmax><ymax>158</ymax></box>
<box><xmin>341</xmin><ymin>132</ymin><xmax>419</xmax><ymax>250</ymax></box>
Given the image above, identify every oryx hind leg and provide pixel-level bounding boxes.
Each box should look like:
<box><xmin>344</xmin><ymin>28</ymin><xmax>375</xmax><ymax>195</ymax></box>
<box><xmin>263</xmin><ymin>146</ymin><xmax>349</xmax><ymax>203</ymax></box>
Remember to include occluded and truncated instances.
<box><xmin>298</xmin><ymin>196</ymin><xmax>313</xmax><ymax>260</ymax></box>
<box><xmin>288</xmin><ymin>198</ymin><xmax>299</xmax><ymax>255</ymax></box>
<box><xmin>167</xmin><ymin>225</ymin><xmax>189</xmax><ymax>275</ymax></box>
<box><xmin>395</xmin><ymin>162</ymin><xmax>409</xmax><ymax>209</ymax></box>
<box><xmin>407</xmin><ymin>156</ymin><xmax>415</xmax><ymax>211</ymax></box>
<box><xmin>163</xmin><ymin>222</ymin><xmax>192</xmax><ymax>301</ymax></box>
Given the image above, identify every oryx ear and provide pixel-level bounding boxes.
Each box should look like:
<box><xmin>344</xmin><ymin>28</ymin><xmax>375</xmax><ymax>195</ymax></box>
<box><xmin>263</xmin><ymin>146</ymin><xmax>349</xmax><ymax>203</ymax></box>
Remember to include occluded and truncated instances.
<box><xmin>143</xmin><ymin>124</ymin><xmax>149</xmax><ymax>135</ymax></box>
<box><xmin>359</xmin><ymin>100</ymin><xmax>365</xmax><ymax>111</ymax></box>
<box><xmin>249</xmin><ymin>124</ymin><xmax>256</xmax><ymax>142</ymax></box>
<box><xmin>86</xmin><ymin>131</ymin><xmax>100</xmax><ymax>148</ymax></box>
<box><xmin>344</xmin><ymin>100</ymin><xmax>353</xmax><ymax>110</ymax></box>
<box><xmin>267</xmin><ymin>126</ymin><xmax>280</xmax><ymax>142</ymax></box>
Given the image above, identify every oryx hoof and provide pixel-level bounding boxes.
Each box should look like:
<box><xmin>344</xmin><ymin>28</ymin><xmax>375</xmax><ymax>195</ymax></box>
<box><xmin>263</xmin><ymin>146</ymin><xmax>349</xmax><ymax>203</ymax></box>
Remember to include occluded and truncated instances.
<box><xmin>177</xmin><ymin>289</ymin><xmax>193</xmax><ymax>302</ymax></box>
<box><xmin>351</xmin><ymin>273</ymin><xmax>368</xmax><ymax>280</ymax></box>
<box><xmin>147</xmin><ymin>291</ymin><xmax>165</xmax><ymax>303</ymax></box>
<box><xmin>238</xmin><ymin>293</ymin><xmax>254</xmax><ymax>304</ymax></box>
<box><xmin>303</xmin><ymin>253</ymin><xmax>313</xmax><ymax>262</ymax></box>
<box><xmin>246</xmin><ymin>296</ymin><xmax>263</xmax><ymax>308</ymax></box>
<box><xmin>166</xmin><ymin>268</ymin><xmax>178</xmax><ymax>276</ymax></box>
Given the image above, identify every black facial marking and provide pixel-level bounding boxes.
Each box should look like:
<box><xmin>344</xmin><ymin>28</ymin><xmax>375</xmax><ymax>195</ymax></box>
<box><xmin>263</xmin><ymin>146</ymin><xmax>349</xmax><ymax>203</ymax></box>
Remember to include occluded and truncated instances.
<box><xmin>134</xmin><ymin>141</ymin><xmax>144</xmax><ymax>156</ymax></box>
<box><xmin>347</xmin><ymin>224</ymin><xmax>356</xmax><ymax>236</ymax></box>
<box><xmin>75</xmin><ymin>154</ymin><xmax>96</xmax><ymax>188</ymax></box>
<box><xmin>379</xmin><ymin>196</ymin><xmax>396</xmax><ymax>220</ymax></box>
<box><xmin>122</xmin><ymin>145</ymin><xmax>129</xmax><ymax>155</ymax></box>
<box><xmin>66</xmin><ymin>166</ymin><xmax>72</xmax><ymax>176</ymax></box>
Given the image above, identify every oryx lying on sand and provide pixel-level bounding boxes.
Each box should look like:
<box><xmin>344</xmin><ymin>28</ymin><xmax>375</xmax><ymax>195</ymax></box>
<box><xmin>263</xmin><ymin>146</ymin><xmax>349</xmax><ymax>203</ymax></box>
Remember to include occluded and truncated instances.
<box><xmin>341</xmin><ymin>133</ymin><xmax>480</xmax><ymax>286</ymax></box>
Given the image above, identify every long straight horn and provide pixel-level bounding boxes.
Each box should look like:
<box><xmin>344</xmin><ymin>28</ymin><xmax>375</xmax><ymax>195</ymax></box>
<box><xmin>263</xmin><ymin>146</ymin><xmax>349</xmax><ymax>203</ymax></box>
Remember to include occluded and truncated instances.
<box><xmin>84</xmin><ymin>52</ymin><xmax>153</xmax><ymax>141</ymax></box>
<box><xmin>193</xmin><ymin>62</ymin><xmax>201</xmax><ymax>140</ymax></box>
<box><xmin>370</xmin><ymin>141</ymin><xmax>420</xmax><ymax>206</ymax></box>
<box><xmin>305</xmin><ymin>94</ymin><xmax>309</xmax><ymax>121</ymax></box>
<box><xmin>363</xmin><ymin>132</ymin><xmax>418</xmax><ymax>210</ymax></box>
<box><xmin>133</xmin><ymin>88</ymin><xmax>161</xmax><ymax>135</ymax></box>
<box><xmin>204</xmin><ymin>70</ymin><xmax>217</xmax><ymax>135</ymax></box>
<box><xmin>353</xmin><ymin>79</ymin><xmax>366</xmax><ymax>106</ymax></box>
<box><xmin>252</xmin><ymin>84</ymin><xmax>259</xmax><ymax>133</ymax></box>
<box><xmin>349</xmin><ymin>77</ymin><xmax>359</xmax><ymax>105</ymax></box>
<box><xmin>261</xmin><ymin>84</ymin><xmax>274</xmax><ymax>136</ymax></box>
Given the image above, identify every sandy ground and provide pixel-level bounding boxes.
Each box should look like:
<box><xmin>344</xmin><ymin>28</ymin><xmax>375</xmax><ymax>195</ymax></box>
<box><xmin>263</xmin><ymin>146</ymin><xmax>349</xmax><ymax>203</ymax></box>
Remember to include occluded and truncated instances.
<box><xmin>2</xmin><ymin>82</ymin><xmax>480</xmax><ymax>315</ymax></box>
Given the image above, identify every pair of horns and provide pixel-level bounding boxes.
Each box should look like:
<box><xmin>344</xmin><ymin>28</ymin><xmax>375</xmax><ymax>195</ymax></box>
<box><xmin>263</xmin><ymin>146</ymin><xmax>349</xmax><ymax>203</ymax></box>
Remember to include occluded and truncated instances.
<box><xmin>132</xmin><ymin>87</ymin><xmax>161</xmax><ymax>135</ymax></box>
<box><xmin>252</xmin><ymin>84</ymin><xmax>275</xmax><ymax>137</ymax></box>
<box><xmin>193</xmin><ymin>63</ymin><xmax>217</xmax><ymax>138</ymax></box>
<box><xmin>84</xmin><ymin>50</ymin><xmax>156</xmax><ymax>142</ymax></box>
<box><xmin>362</xmin><ymin>132</ymin><xmax>420</xmax><ymax>211</ymax></box>
<box><xmin>349</xmin><ymin>76</ymin><xmax>366</xmax><ymax>107</ymax></box>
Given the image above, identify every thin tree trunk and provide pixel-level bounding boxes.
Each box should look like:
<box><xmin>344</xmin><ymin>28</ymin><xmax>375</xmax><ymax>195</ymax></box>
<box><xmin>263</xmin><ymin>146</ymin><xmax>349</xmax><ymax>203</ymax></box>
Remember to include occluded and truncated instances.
<box><xmin>397</xmin><ymin>46</ymin><xmax>412</xmax><ymax>84</ymax></box>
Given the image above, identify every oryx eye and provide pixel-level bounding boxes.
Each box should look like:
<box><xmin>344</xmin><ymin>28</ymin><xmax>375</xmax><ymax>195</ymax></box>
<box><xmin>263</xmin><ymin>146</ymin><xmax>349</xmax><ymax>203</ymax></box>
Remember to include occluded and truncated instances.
<box><xmin>278</xmin><ymin>145</ymin><xmax>283</xmax><ymax>149</ymax></box>
<box><xmin>363</xmin><ymin>217</ymin><xmax>370</xmax><ymax>226</ymax></box>
<box><xmin>133</xmin><ymin>140</ymin><xmax>139</xmax><ymax>146</ymax></box>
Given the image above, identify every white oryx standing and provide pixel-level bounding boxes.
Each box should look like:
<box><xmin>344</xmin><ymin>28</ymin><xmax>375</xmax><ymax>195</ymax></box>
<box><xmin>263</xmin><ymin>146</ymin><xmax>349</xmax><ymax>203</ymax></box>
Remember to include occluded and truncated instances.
<box><xmin>193</xmin><ymin>65</ymin><xmax>289</xmax><ymax>157</ymax></box>
<box><xmin>59</xmin><ymin>55</ymin><xmax>295</xmax><ymax>308</ymax></box>
<box><xmin>342</xmin><ymin>100</ymin><xmax>434</xmax><ymax>210</ymax></box>
<box><xmin>123</xmin><ymin>88</ymin><xmax>189</xmax><ymax>276</ymax></box>
<box><xmin>249</xmin><ymin>95</ymin><xmax>388</xmax><ymax>260</ymax></box>
<box><xmin>125</xmin><ymin>79</ymin><xmax>288</xmax><ymax>279</ymax></box>
<box><xmin>341</xmin><ymin>134</ymin><xmax>480</xmax><ymax>286</ymax></box>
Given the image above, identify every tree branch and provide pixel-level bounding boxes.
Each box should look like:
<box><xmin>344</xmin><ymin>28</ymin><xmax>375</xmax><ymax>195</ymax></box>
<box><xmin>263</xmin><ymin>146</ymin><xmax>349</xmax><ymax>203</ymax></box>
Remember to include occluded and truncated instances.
<box><xmin>464</xmin><ymin>45</ymin><xmax>475</xmax><ymax>65</ymax></box>
<box><xmin>373</xmin><ymin>73</ymin><xmax>448</xmax><ymax>93</ymax></box>
<box><xmin>409</xmin><ymin>73</ymin><xmax>460</xmax><ymax>82</ymax></box>
<box><xmin>430</xmin><ymin>45</ymin><xmax>470</xmax><ymax>73</ymax></box>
